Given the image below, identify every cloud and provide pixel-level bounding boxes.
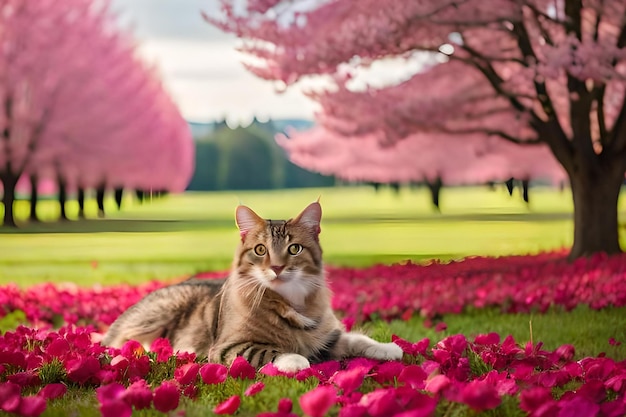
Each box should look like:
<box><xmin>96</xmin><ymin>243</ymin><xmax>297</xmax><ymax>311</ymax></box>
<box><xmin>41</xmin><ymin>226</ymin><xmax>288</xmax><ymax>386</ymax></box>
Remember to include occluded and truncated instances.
<box><xmin>110</xmin><ymin>0</ymin><xmax>316</xmax><ymax>122</ymax></box>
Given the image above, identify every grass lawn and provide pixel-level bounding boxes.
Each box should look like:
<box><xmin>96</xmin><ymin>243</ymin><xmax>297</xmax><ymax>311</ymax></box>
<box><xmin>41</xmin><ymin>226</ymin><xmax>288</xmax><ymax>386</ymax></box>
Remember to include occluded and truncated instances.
<box><xmin>0</xmin><ymin>185</ymin><xmax>596</xmax><ymax>286</ymax></box>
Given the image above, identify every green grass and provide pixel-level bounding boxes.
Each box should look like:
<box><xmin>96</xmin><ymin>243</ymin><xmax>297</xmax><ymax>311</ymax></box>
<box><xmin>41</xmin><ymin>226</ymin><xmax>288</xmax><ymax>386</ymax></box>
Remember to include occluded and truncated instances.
<box><xmin>0</xmin><ymin>185</ymin><xmax>593</xmax><ymax>286</ymax></box>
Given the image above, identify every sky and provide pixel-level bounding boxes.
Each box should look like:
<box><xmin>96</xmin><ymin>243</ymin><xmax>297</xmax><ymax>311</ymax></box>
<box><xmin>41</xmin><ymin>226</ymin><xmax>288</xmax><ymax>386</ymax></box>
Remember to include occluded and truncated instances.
<box><xmin>110</xmin><ymin>0</ymin><xmax>319</xmax><ymax>125</ymax></box>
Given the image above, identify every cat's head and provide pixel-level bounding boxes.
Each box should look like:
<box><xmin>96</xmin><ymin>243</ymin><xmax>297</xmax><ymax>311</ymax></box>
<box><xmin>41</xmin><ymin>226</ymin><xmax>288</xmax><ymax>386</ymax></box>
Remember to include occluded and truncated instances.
<box><xmin>232</xmin><ymin>201</ymin><xmax>324</xmax><ymax>307</ymax></box>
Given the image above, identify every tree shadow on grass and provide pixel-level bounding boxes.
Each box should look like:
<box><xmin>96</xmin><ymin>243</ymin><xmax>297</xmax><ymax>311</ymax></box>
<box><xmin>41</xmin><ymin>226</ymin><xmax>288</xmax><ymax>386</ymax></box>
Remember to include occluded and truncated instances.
<box><xmin>0</xmin><ymin>219</ymin><xmax>235</xmax><ymax>234</ymax></box>
<box><xmin>0</xmin><ymin>212</ymin><xmax>573</xmax><ymax>234</ymax></box>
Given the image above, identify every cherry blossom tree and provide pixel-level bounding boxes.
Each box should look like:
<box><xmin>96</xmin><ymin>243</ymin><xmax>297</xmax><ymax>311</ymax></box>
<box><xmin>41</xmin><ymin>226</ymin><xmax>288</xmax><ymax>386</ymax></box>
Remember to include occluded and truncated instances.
<box><xmin>0</xmin><ymin>0</ymin><xmax>193</xmax><ymax>226</ymax></box>
<box><xmin>210</xmin><ymin>0</ymin><xmax>626</xmax><ymax>259</ymax></box>
<box><xmin>277</xmin><ymin>126</ymin><xmax>566</xmax><ymax>207</ymax></box>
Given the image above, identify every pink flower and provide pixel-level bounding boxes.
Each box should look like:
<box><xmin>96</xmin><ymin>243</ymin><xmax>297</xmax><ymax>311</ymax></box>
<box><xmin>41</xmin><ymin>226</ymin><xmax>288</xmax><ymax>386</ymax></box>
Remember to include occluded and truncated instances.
<box><xmin>460</xmin><ymin>379</ymin><xmax>501</xmax><ymax>411</ymax></box>
<box><xmin>214</xmin><ymin>395</ymin><xmax>241</xmax><ymax>415</ymax></box>
<box><xmin>153</xmin><ymin>380</ymin><xmax>180</xmax><ymax>413</ymax></box>
<box><xmin>371</xmin><ymin>361</ymin><xmax>405</xmax><ymax>384</ymax></box>
<box><xmin>358</xmin><ymin>388</ymin><xmax>402</xmax><ymax>417</ymax></box>
<box><xmin>520</xmin><ymin>386</ymin><xmax>555</xmax><ymax>414</ymax></box>
<box><xmin>278</xmin><ymin>398</ymin><xmax>294</xmax><ymax>413</ymax></box>
<box><xmin>18</xmin><ymin>396</ymin><xmax>47</xmax><ymax>417</ymax></box>
<box><xmin>174</xmin><ymin>363</ymin><xmax>200</xmax><ymax>385</ymax></box>
<box><xmin>150</xmin><ymin>338</ymin><xmax>174</xmax><ymax>362</ymax></box>
<box><xmin>435</xmin><ymin>322</ymin><xmax>447</xmax><ymax>332</ymax></box>
<box><xmin>339</xmin><ymin>404</ymin><xmax>367</xmax><ymax>417</ymax></box>
<box><xmin>124</xmin><ymin>380</ymin><xmax>153</xmax><ymax>410</ymax></box>
<box><xmin>424</xmin><ymin>374</ymin><xmax>451</xmax><ymax>394</ymax></box>
<box><xmin>229</xmin><ymin>356</ymin><xmax>256</xmax><ymax>379</ymax></box>
<box><xmin>65</xmin><ymin>357</ymin><xmax>100</xmax><ymax>384</ymax></box>
<box><xmin>120</xmin><ymin>340</ymin><xmax>145</xmax><ymax>358</ymax></box>
<box><xmin>398</xmin><ymin>365</ymin><xmax>427</xmax><ymax>390</ymax></box>
<box><xmin>37</xmin><ymin>383</ymin><xmax>67</xmax><ymax>400</ymax></box>
<box><xmin>608</xmin><ymin>337</ymin><xmax>622</xmax><ymax>346</ymax></box>
<box><xmin>244</xmin><ymin>381</ymin><xmax>265</xmax><ymax>396</ymax></box>
<box><xmin>200</xmin><ymin>363</ymin><xmax>228</xmax><ymax>384</ymax></box>
<box><xmin>45</xmin><ymin>338</ymin><xmax>70</xmax><ymax>358</ymax></box>
<box><xmin>331</xmin><ymin>367</ymin><xmax>367</xmax><ymax>393</ymax></box>
<box><xmin>474</xmin><ymin>332</ymin><xmax>500</xmax><ymax>345</ymax></box>
<box><xmin>100</xmin><ymin>400</ymin><xmax>131</xmax><ymax>417</ymax></box>
<box><xmin>0</xmin><ymin>382</ymin><xmax>22</xmax><ymax>413</ymax></box>
<box><xmin>300</xmin><ymin>385</ymin><xmax>337</xmax><ymax>417</ymax></box>
<box><xmin>96</xmin><ymin>383</ymin><xmax>131</xmax><ymax>417</ymax></box>
<box><xmin>391</xmin><ymin>335</ymin><xmax>429</xmax><ymax>356</ymax></box>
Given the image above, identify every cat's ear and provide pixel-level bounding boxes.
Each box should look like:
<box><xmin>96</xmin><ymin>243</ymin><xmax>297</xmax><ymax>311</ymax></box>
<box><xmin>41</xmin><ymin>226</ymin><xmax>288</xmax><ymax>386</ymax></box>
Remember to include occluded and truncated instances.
<box><xmin>294</xmin><ymin>201</ymin><xmax>322</xmax><ymax>236</ymax></box>
<box><xmin>236</xmin><ymin>205</ymin><xmax>264</xmax><ymax>241</ymax></box>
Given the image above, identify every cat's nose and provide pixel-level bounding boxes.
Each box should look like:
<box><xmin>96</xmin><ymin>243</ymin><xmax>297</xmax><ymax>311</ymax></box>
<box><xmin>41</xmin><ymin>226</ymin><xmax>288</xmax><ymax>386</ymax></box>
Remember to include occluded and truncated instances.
<box><xmin>271</xmin><ymin>265</ymin><xmax>285</xmax><ymax>276</ymax></box>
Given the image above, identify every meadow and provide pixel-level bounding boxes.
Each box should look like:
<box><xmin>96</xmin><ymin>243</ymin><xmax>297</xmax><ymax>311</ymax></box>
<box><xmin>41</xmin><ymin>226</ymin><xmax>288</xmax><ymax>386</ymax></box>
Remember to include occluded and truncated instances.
<box><xmin>0</xmin><ymin>185</ymin><xmax>581</xmax><ymax>286</ymax></box>
<box><xmin>0</xmin><ymin>185</ymin><xmax>624</xmax><ymax>417</ymax></box>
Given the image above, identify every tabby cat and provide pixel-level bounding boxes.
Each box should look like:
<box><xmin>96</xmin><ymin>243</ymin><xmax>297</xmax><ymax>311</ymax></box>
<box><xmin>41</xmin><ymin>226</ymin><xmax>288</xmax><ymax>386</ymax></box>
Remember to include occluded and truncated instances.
<box><xmin>102</xmin><ymin>202</ymin><xmax>402</xmax><ymax>372</ymax></box>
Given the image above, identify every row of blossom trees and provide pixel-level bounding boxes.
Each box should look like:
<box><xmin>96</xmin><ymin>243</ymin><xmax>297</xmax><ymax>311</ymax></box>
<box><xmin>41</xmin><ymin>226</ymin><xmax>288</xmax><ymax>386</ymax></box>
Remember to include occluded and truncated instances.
<box><xmin>277</xmin><ymin>126</ymin><xmax>566</xmax><ymax>188</ymax></box>
<box><xmin>209</xmin><ymin>0</ymin><xmax>626</xmax><ymax>259</ymax></box>
<box><xmin>0</xmin><ymin>0</ymin><xmax>194</xmax><ymax>226</ymax></box>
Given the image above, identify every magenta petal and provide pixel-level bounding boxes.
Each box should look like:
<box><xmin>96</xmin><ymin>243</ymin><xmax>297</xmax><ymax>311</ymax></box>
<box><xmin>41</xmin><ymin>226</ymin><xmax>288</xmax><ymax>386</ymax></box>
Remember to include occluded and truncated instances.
<box><xmin>260</xmin><ymin>362</ymin><xmax>283</xmax><ymax>376</ymax></box>
<box><xmin>153</xmin><ymin>380</ymin><xmax>180</xmax><ymax>413</ymax></box>
<box><xmin>124</xmin><ymin>380</ymin><xmax>153</xmax><ymax>410</ymax></box>
<box><xmin>66</xmin><ymin>357</ymin><xmax>100</xmax><ymax>384</ymax></box>
<box><xmin>358</xmin><ymin>388</ymin><xmax>402</xmax><ymax>417</ymax></box>
<box><xmin>38</xmin><ymin>383</ymin><xmax>67</xmax><ymax>400</ymax></box>
<box><xmin>474</xmin><ymin>332</ymin><xmax>500</xmax><ymax>345</ymax></box>
<box><xmin>174</xmin><ymin>363</ymin><xmax>200</xmax><ymax>385</ymax></box>
<box><xmin>371</xmin><ymin>361</ymin><xmax>405</xmax><ymax>384</ymax></box>
<box><xmin>200</xmin><ymin>363</ymin><xmax>228</xmax><ymax>384</ymax></box>
<box><xmin>150</xmin><ymin>338</ymin><xmax>174</xmax><ymax>362</ymax></box>
<box><xmin>17</xmin><ymin>396</ymin><xmax>47</xmax><ymax>417</ymax></box>
<box><xmin>300</xmin><ymin>385</ymin><xmax>336</xmax><ymax>417</ymax></box>
<box><xmin>461</xmin><ymin>380</ymin><xmax>501</xmax><ymax>411</ymax></box>
<box><xmin>244</xmin><ymin>381</ymin><xmax>265</xmax><ymax>396</ymax></box>
<box><xmin>425</xmin><ymin>374</ymin><xmax>451</xmax><ymax>394</ymax></box>
<box><xmin>45</xmin><ymin>339</ymin><xmax>71</xmax><ymax>358</ymax></box>
<box><xmin>398</xmin><ymin>365</ymin><xmax>427</xmax><ymax>390</ymax></box>
<box><xmin>331</xmin><ymin>367</ymin><xmax>366</xmax><ymax>393</ymax></box>
<box><xmin>229</xmin><ymin>356</ymin><xmax>256</xmax><ymax>379</ymax></box>
<box><xmin>100</xmin><ymin>400</ymin><xmax>132</xmax><ymax>417</ymax></box>
<box><xmin>120</xmin><ymin>340</ymin><xmax>145</xmax><ymax>358</ymax></box>
<box><xmin>339</xmin><ymin>404</ymin><xmax>367</xmax><ymax>417</ymax></box>
<box><xmin>278</xmin><ymin>398</ymin><xmax>293</xmax><ymax>413</ymax></box>
<box><xmin>96</xmin><ymin>383</ymin><xmax>126</xmax><ymax>404</ymax></box>
<box><xmin>0</xmin><ymin>382</ymin><xmax>22</xmax><ymax>412</ymax></box>
<box><xmin>520</xmin><ymin>386</ymin><xmax>554</xmax><ymax>413</ymax></box>
<box><xmin>214</xmin><ymin>395</ymin><xmax>241</xmax><ymax>415</ymax></box>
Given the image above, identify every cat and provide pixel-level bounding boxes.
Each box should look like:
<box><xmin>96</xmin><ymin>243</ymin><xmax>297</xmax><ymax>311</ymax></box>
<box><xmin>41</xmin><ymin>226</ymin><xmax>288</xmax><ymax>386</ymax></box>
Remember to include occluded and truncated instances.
<box><xmin>102</xmin><ymin>201</ymin><xmax>403</xmax><ymax>372</ymax></box>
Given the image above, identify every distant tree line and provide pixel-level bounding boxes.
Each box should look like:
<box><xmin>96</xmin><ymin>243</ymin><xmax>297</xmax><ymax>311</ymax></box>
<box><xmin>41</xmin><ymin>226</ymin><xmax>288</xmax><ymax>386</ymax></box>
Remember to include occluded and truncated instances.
<box><xmin>187</xmin><ymin>120</ymin><xmax>334</xmax><ymax>191</ymax></box>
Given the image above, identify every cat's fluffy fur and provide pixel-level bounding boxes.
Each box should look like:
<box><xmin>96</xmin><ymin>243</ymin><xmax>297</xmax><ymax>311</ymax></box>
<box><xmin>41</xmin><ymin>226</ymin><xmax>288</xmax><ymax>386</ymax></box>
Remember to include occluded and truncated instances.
<box><xmin>102</xmin><ymin>202</ymin><xmax>402</xmax><ymax>372</ymax></box>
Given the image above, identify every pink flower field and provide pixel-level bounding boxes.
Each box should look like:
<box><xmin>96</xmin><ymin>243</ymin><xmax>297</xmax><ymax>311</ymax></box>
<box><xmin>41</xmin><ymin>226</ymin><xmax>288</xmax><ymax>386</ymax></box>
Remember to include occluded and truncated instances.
<box><xmin>0</xmin><ymin>251</ymin><xmax>625</xmax><ymax>416</ymax></box>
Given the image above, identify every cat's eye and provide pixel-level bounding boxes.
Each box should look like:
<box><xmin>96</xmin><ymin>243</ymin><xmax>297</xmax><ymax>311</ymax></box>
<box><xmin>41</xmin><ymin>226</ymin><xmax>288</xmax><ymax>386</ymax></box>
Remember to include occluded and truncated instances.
<box><xmin>254</xmin><ymin>244</ymin><xmax>267</xmax><ymax>256</ymax></box>
<box><xmin>288</xmin><ymin>244</ymin><xmax>303</xmax><ymax>255</ymax></box>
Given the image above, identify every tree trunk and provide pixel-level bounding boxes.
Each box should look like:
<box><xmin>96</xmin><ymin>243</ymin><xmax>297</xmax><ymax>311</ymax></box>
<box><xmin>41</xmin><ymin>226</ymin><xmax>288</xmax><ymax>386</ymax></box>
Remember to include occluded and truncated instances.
<box><xmin>568</xmin><ymin>164</ymin><xmax>623</xmax><ymax>259</ymax></box>
<box><xmin>29</xmin><ymin>175</ymin><xmax>39</xmax><ymax>222</ymax></box>
<box><xmin>426</xmin><ymin>177</ymin><xmax>442</xmax><ymax>211</ymax></box>
<box><xmin>114</xmin><ymin>187</ymin><xmax>124</xmax><ymax>210</ymax></box>
<box><xmin>521</xmin><ymin>179</ymin><xmax>529</xmax><ymax>204</ymax></box>
<box><xmin>135</xmin><ymin>189</ymin><xmax>145</xmax><ymax>203</ymax></box>
<box><xmin>77</xmin><ymin>188</ymin><xmax>85</xmax><ymax>219</ymax></box>
<box><xmin>505</xmin><ymin>178</ymin><xmax>515</xmax><ymax>196</ymax></box>
<box><xmin>1</xmin><ymin>173</ymin><xmax>18</xmax><ymax>227</ymax></box>
<box><xmin>58</xmin><ymin>179</ymin><xmax>68</xmax><ymax>221</ymax></box>
<box><xmin>96</xmin><ymin>185</ymin><xmax>105</xmax><ymax>218</ymax></box>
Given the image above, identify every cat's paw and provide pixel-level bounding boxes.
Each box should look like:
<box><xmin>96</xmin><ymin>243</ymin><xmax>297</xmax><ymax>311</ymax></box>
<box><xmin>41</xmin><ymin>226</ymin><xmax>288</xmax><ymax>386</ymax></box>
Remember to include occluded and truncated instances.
<box><xmin>364</xmin><ymin>342</ymin><xmax>404</xmax><ymax>361</ymax></box>
<box><xmin>273</xmin><ymin>353</ymin><xmax>311</xmax><ymax>372</ymax></box>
